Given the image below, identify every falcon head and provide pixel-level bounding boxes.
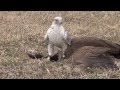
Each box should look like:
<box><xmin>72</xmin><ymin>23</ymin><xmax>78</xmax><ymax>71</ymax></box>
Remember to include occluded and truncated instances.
<box><xmin>53</xmin><ymin>16</ymin><xmax>62</xmax><ymax>25</ymax></box>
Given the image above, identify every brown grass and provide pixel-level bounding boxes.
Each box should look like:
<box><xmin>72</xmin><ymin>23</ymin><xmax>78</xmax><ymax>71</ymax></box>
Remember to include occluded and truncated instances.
<box><xmin>0</xmin><ymin>11</ymin><xmax>120</xmax><ymax>79</ymax></box>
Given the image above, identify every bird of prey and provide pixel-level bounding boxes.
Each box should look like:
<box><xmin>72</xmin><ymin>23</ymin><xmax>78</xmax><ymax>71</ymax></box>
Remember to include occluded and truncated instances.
<box><xmin>44</xmin><ymin>16</ymin><xmax>71</xmax><ymax>60</ymax></box>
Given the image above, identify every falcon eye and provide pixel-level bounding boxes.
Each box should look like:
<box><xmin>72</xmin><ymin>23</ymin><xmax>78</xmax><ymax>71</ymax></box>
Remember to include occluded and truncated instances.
<box><xmin>55</xmin><ymin>19</ymin><xmax>58</xmax><ymax>22</ymax></box>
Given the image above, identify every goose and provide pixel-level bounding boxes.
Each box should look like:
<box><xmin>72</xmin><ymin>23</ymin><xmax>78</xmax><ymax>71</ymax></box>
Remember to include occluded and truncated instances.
<box><xmin>50</xmin><ymin>36</ymin><xmax>120</xmax><ymax>69</ymax></box>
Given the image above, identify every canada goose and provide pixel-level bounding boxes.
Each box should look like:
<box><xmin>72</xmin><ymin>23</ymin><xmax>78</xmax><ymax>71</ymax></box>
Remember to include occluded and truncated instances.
<box><xmin>66</xmin><ymin>46</ymin><xmax>118</xmax><ymax>69</ymax></box>
<box><xmin>50</xmin><ymin>36</ymin><xmax>120</xmax><ymax>69</ymax></box>
<box><xmin>65</xmin><ymin>36</ymin><xmax>120</xmax><ymax>59</ymax></box>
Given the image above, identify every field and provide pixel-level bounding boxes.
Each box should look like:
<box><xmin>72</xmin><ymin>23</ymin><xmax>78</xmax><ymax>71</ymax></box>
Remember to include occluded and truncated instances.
<box><xmin>0</xmin><ymin>11</ymin><xmax>120</xmax><ymax>79</ymax></box>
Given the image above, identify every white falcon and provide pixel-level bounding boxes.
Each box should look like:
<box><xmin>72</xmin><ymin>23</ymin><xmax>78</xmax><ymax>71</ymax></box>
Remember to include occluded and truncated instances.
<box><xmin>44</xmin><ymin>16</ymin><xmax>71</xmax><ymax>60</ymax></box>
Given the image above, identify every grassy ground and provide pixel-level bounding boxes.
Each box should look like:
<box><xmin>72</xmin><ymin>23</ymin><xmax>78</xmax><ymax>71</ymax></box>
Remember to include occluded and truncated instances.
<box><xmin>0</xmin><ymin>11</ymin><xmax>120</xmax><ymax>79</ymax></box>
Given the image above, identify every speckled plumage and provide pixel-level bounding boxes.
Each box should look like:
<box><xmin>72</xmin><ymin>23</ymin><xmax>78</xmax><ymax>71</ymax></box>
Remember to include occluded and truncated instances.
<box><xmin>44</xmin><ymin>17</ymin><xmax>71</xmax><ymax>58</ymax></box>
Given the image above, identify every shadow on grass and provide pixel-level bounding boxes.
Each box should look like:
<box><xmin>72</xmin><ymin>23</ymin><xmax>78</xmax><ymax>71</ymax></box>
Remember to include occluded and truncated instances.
<box><xmin>27</xmin><ymin>52</ymin><xmax>59</xmax><ymax>62</ymax></box>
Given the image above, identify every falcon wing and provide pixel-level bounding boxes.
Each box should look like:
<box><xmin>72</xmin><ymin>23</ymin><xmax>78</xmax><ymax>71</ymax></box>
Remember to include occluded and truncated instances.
<box><xmin>44</xmin><ymin>32</ymin><xmax>49</xmax><ymax>44</ymax></box>
<box><xmin>62</xmin><ymin>31</ymin><xmax>71</xmax><ymax>46</ymax></box>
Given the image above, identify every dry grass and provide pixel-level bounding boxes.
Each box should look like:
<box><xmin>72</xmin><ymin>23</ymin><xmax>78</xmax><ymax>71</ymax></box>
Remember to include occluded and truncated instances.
<box><xmin>0</xmin><ymin>11</ymin><xmax>120</xmax><ymax>79</ymax></box>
